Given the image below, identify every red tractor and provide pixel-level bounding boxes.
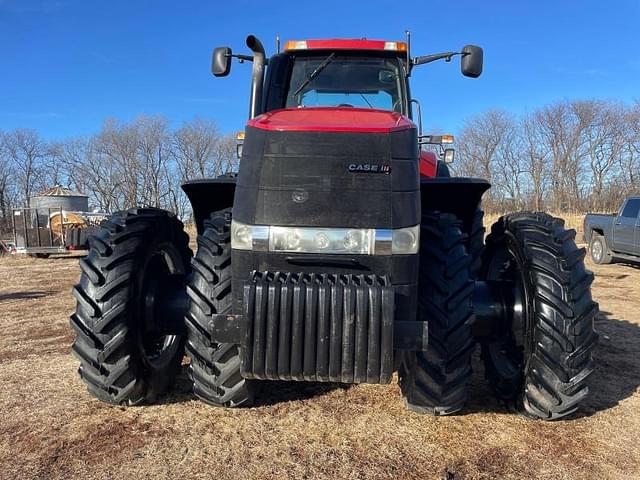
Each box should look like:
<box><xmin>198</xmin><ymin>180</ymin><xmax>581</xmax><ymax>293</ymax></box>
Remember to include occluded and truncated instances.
<box><xmin>70</xmin><ymin>35</ymin><xmax>597</xmax><ymax>420</ymax></box>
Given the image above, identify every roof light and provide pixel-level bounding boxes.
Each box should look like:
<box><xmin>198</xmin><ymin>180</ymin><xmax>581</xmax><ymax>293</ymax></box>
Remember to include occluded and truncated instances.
<box><xmin>442</xmin><ymin>134</ymin><xmax>454</xmax><ymax>144</ymax></box>
<box><xmin>284</xmin><ymin>40</ymin><xmax>308</xmax><ymax>51</ymax></box>
<box><xmin>384</xmin><ymin>41</ymin><xmax>408</xmax><ymax>52</ymax></box>
<box><xmin>284</xmin><ymin>39</ymin><xmax>407</xmax><ymax>52</ymax></box>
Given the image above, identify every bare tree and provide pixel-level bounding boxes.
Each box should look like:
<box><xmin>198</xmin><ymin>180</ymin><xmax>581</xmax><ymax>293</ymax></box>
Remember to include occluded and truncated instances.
<box><xmin>617</xmin><ymin>101</ymin><xmax>640</xmax><ymax>202</ymax></box>
<box><xmin>136</xmin><ymin>115</ymin><xmax>173</xmax><ymax>208</ymax></box>
<box><xmin>174</xmin><ymin>118</ymin><xmax>220</xmax><ymax>180</ymax></box>
<box><xmin>457</xmin><ymin>110</ymin><xmax>515</xmax><ymax>210</ymax></box>
<box><xmin>93</xmin><ymin>118</ymin><xmax>141</xmax><ymax>209</ymax></box>
<box><xmin>456</xmin><ymin>100</ymin><xmax>637</xmax><ymax>213</ymax></box>
<box><xmin>534</xmin><ymin>102</ymin><xmax>593</xmax><ymax>211</ymax></box>
<box><xmin>43</xmin><ymin>141</ymin><xmax>72</xmax><ymax>189</ymax></box>
<box><xmin>51</xmin><ymin>136</ymin><xmax>119</xmax><ymax>212</ymax></box>
<box><xmin>170</xmin><ymin>118</ymin><xmax>238</xmax><ymax>219</ymax></box>
<box><xmin>173</xmin><ymin>118</ymin><xmax>238</xmax><ymax>178</ymax></box>
<box><xmin>2</xmin><ymin>128</ymin><xmax>48</xmax><ymax>207</ymax></box>
<box><xmin>492</xmin><ymin>115</ymin><xmax>525</xmax><ymax>210</ymax></box>
<box><xmin>581</xmin><ymin>101</ymin><xmax>625</xmax><ymax>210</ymax></box>
<box><xmin>0</xmin><ymin>130</ymin><xmax>15</xmax><ymax>232</ymax></box>
<box><xmin>521</xmin><ymin>113</ymin><xmax>551</xmax><ymax>211</ymax></box>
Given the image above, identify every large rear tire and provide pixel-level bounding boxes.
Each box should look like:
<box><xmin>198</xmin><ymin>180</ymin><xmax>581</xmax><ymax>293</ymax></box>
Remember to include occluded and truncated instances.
<box><xmin>480</xmin><ymin>212</ymin><xmax>598</xmax><ymax>420</ymax></box>
<box><xmin>70</xmin><ymin>208</ymin><xmax>192</xmax><ymax>405</ymax></box>
<box><xmin>399</xmin><ymin>212</ymin><xmax>475</xmax><ymax>415</ymax></box>
<box><xmin>185</xmin><ymin>210</ymin><xmax>255</xmax><ymax>407</ymax></box>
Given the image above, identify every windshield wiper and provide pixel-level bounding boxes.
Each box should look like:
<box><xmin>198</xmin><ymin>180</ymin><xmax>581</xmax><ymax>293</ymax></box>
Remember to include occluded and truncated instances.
<box><xmin>292</xmin><ymin>53</ymin><xmax>336</xmax><ymax>97</ymax></box>
<box><xmin>359</xmin><ymin>93</ymin><xmax>374</xmax><ymax>108</ymax></box>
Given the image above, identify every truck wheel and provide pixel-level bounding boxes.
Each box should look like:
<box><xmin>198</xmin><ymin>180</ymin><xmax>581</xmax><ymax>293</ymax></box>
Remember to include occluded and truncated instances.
<box><xmin>185</xmin><ymin>210</ymin><xmax>255</xmax><ymax>407</ymax></box>
<box><xmin>70</xmin><ymin>208</ymin><xmax>192</xmax><ymax>405</ymax></box>
<box><xmin>399</xmin><ymin>212</ymin><xmax>474</xmax><ymax>415</ymax></box>
<box><xmin>589</xmin><ymin>234</ymin><xmax>613</xmax><ymax>264</ymax></box>
<box><xmin>480</xmin><ymin>212</ymin><xmax>598</xmax><ymax>420</ymax></box>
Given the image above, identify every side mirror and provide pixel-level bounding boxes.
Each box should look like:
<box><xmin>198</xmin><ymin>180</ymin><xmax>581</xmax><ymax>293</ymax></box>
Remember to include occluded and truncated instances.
<box><xmin>461</xmin><ymin>45</ymin><xmax>483</xmax><ymax>78</ymax></box>
<box><xmin>212</xmin><ymin>47</ymin><xmax>232</xmax><ymax>77</ymax></box>
<box><xmin>378</xmin><ymin>70</ymin><xmax>396</xmax><ymax>84</ymax></box>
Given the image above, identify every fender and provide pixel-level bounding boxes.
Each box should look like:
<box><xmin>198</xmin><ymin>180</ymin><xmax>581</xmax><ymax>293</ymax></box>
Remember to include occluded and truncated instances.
<box><xmin>420</xmin><ymin>177</ymin><xmax>491</xmax><ymax>234</ymax></box>
<box><xmin>182</xmin><ymin>177</ymin><xmax>236</xmax><ymax>234</ymax></box>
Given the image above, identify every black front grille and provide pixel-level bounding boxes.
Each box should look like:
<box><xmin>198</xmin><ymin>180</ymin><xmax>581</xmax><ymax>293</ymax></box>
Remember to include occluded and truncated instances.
<box><xmin>240</xmin><ymin>272</ymin><xmax>394</xmax><ymax>384</ymax></box>
<box><xmin>234</xmin><ymin>127</ymin><xmax>420</xmax><ymax>229</ymax></box>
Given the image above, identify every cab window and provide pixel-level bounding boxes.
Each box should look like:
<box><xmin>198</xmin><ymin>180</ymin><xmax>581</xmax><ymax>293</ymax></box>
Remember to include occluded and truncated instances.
<box><xmin>621</xmin><ymin>199</ymin><xmax>640</xmax><ymax>219</ymax></box>
<box><xmin>285</xmin><ymin>55</ymin><xmax>404</xmax><ymax>113</ymax></box>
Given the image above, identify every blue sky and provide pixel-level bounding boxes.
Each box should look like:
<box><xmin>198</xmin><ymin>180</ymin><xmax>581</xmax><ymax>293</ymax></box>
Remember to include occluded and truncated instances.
<box><xmin>0</xmin><ymin>0</ymin><xmax>639</xmax><ymax>139</ymax></box>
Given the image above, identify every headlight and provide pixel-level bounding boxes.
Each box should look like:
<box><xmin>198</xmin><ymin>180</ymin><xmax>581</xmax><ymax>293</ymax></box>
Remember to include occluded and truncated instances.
<box><xmin>392</xmin><ymin>225</ymin><xmax>420</xmax><ymax>254</ymax></box>
<box><xmin>270</xmin><ymin>226</ymin><xmax>376</xmax><ymax>254</ymax></box>
<box><xmin>231</xmin><ymin>220</ymin><xmax>268</xmax><ymax>251</ymax></box>
<box><xmin>231</xmin><ymin>221</ymin><xmax>419</xmax><ymax>255</ymax></box>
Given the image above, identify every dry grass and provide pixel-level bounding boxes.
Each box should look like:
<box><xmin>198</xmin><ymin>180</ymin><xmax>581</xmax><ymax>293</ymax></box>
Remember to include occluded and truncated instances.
<box><xmin>0</xmin><ymin>227</ymin><xmax>639</xmax><ymax>479</ymax></box>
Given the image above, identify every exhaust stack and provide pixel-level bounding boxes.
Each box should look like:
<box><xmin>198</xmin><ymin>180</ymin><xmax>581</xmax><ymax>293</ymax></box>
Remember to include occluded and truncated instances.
<box><xmin>246</xmin><ymin>35</ymin><xmax>266</xmax><ymax>119</ymax></box>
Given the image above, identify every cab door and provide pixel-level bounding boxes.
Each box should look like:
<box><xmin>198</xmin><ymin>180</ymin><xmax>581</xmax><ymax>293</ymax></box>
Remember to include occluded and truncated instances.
<box><xmin>613</xmin><ymin>198</ymin><xmax>640</xmax><ymax>254</ymax></box>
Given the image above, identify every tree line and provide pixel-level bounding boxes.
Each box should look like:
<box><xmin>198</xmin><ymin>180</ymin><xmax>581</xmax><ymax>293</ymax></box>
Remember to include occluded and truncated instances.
<box><xmin>0</xmin><ymin>115</ymin><xmax>237</xmax><ymax>234</ymax></box>
<box><xmin>2</xmin><ymin>98</ymin><xmax>639</xmax><ymax>236</ymax></box>
<box><xmin>455</xmin><ymin>99</ymin><xmax>640</xmax><ymax>213</ymax></box>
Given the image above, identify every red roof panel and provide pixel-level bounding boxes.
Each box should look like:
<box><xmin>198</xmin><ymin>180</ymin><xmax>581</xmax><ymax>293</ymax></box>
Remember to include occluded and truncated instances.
<box><xmin>247</xmin><ymin>107</ymin><xmax>415</xmax><ymax>133</ymax></box>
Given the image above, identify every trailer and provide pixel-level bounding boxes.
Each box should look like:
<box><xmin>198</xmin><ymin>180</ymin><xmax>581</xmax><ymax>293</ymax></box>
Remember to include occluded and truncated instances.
<box><xmin>11</xmin><ymin>207</ymin><xmax>106</xmax><ymax>257</ymax></box>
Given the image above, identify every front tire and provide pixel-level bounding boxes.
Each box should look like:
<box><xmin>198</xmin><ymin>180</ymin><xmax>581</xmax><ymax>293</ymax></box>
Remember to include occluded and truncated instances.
<box><xmin>399</xmin><ymin>212</ymin><xmax>475</xmax><ymax>415</ymax></box>
<box><xmin>480</xmin><ymin>212</ymin><xmax>598</xmax><ymax>420</ymax></box>
<box><xmin>70</xmin><ymin>208</ymin><xmax>192</xmax><ymax>405</ymax></box>
<box><xmin>185</xmin><ymin>210</ymin><xmax>255</xmax><ymax>407</ymax></box>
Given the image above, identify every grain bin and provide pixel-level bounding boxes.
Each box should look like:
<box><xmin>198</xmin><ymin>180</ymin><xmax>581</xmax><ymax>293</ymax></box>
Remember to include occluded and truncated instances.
<box><xmin>30</xmin><ymin>186</ymin><xmax>89</xmax><ymax>227</ymax></box>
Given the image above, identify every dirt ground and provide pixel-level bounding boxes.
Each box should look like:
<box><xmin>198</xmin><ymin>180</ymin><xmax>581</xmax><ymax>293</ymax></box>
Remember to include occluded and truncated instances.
<box><xmin>1</xmin><ymin>240</ymin><xmax>639</xmax><ymax>479</ymax></box>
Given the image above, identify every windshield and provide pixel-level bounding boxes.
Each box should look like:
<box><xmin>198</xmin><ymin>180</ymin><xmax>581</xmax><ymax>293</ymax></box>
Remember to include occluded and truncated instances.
<box><xmin>285</xmin><ymin>55</ymin><xmax>404</xmax><ymax>113</ymax></box>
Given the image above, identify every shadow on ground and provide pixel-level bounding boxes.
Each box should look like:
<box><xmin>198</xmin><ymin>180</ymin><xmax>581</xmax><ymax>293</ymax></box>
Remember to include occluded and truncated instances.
<box><xmin>162</xmin><ymin>364</ymin><xmax>350</xmax><ymax>406</ymax></box>
<box><xmin>0</xmin><ymin>290</ymin><xmax>52</xmax><ymax>302</ymax></box>
<box><xmin>580</xmin><ymin>310</ymin><xmax>640</xmax><ymax>416</ymax></box>
<box><xmin>157</xmin><ymin>312</ymin><xmax>640</xmax><ymax>416</ymax></box>
<box><xmin>465</xmin><ymin>309</ymin><xmax>640</xmax><ymax>418</ymax></box>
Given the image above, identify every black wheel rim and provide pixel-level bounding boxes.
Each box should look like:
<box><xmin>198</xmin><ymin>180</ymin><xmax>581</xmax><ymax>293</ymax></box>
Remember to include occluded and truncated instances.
<box><xmin>483</xmin><ymin>232</ymin><xmax>532</xmax><ymax>385</ymax></box>
<box><xmin>138</xmin><ymin>243</ymin><xmax>185</xmax><ymax>370</ymax></box>
<box><xmin>591</xmin><ymin>238</ymin><xmax>603</xmax><ymax>263</ymax></box>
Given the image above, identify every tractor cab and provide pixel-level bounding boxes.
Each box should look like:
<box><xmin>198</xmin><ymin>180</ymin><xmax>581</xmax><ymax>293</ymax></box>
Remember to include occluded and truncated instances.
<box><xmin>217</xmin><ymin>36</ymin><xmax>482</xmax><ymax>178</ymax></box>
<box><xmin>263</xmin><ymin>40</ymin><xmax>412</xmax><ymax>116</ymax></box>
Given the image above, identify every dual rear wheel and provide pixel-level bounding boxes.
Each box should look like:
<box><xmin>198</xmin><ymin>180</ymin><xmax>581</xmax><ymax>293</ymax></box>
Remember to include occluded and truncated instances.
<box><xmin>70</xmin><ymin>208</ymin><xmax>251</xmax><ymax>407</ymax></box>
<box><xmin>70</xmin><ymin>208</ymin><xmax>191</xmax><ymax>404</ymax></box>
<box><xmin>400</xmin><ymin>210</ymin><xmax>598</xmax><ymax>419</ymax></box>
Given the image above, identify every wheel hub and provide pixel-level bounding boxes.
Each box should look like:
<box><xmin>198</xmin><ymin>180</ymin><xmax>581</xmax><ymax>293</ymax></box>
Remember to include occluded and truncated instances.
<box><xmin>592</xmin><ymin>240</ymin><xmax>602</xmax><ymax>262</ymax></box>
<box><xmin>138</xmin><ymin>246</ymin><xmax>187</xmax><ymax>369</ymax></box>
<box><xmin>472</xmin><ymin>241</ymin><xmax>530</xmax><ymax>366</ymax></box>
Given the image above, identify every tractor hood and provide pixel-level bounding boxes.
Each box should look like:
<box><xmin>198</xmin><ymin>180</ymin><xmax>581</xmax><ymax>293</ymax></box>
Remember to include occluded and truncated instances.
<box><xmin>235</xmin><ymin>106</ymin><xmax>419</xmax><ymax>230</ymax></box>
<box><xmin>247</xmin><ymin>107</ymin><xmax>415</xmax><ymax>134</ymax></box>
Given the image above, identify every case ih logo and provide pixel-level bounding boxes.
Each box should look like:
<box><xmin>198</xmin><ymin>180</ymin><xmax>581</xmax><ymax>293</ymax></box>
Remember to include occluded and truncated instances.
<box><xmin>348</xmin><ymin>163</ymin><xmax>391</xmax><ymax>174</ymax></box>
